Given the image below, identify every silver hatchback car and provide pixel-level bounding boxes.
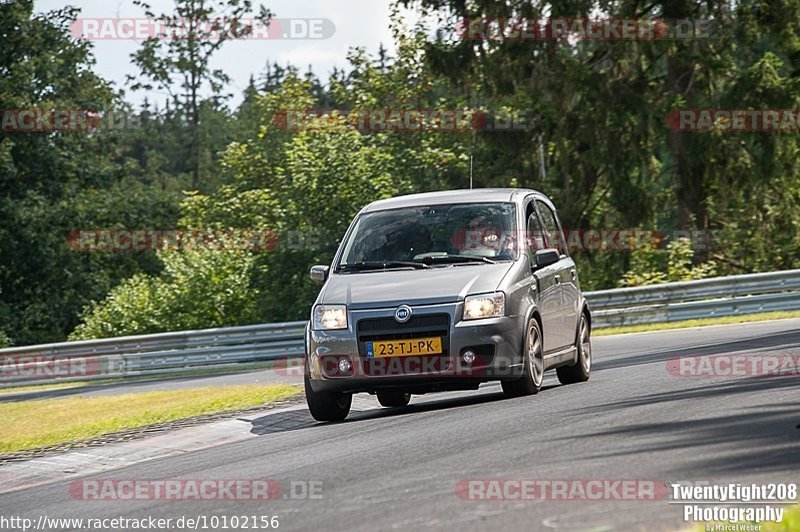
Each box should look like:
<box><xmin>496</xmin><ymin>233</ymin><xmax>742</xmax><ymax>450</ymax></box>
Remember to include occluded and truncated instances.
<box><xmin>304</xmin><ymin>189</ymin><xmax>592</xmax><ymax>421</ymax></box>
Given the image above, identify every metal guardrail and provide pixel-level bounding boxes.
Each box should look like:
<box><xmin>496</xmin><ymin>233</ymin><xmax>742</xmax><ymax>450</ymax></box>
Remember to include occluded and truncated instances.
<box><xmin>584</xmin><ymin>269</ymin><xmax>800</xmax><ymax>328</ymax></box>
<box><xmin>1</xmin><ymin>269</ymin><xmax>799</xmax><ymax>389</ymax></box>
<box><xmin>0</xmin><ymin>322</ymin><xmax>307</xmax><ymax>390</ymax></box>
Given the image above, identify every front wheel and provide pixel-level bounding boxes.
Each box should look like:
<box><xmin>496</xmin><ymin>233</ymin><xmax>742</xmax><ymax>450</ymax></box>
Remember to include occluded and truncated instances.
<box><xmin>377</xmin><ymin>391</ymin><xmax>411</xmax><ymax>407</ymax></box>
<box><xmin>502</xmin><ymin>318</ymin><xmax>543</xmax><ymax>397</ymax></box>
<box><xmin>556</xmin><ymin>312</ymin><xmax>592</xmax><ymax>385</ymax></box>
<box><xmin>305</xmin><ymin>373</ymin><xmax>352</xmax><ymax>422</ymax></box>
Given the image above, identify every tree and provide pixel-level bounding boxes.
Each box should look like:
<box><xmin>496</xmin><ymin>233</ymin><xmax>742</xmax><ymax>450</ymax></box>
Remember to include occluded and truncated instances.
<box><xmin>70</xmin><ymin>250</ymin><xmax>258</xmax><ymax>339</ymax></box>
<box><xmin>129</xmin><ymin>0</ymin><xmax>271</xmax><ymax>190</ymax></box>
<box><xmin>398</xmin><ymin>0</ymin><xmax>800</xmax><ymax>285</ymax></box>
<box><xmin>0</xmin><ymin>1</ymin><xmax>179</xmax><ymax>345</ymax></box>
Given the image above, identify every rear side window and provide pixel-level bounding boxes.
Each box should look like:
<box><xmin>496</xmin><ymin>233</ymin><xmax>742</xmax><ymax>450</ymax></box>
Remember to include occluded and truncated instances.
<box><xmin>535</xmin><ymin>201</ymin><xmax>566</xmax><ymax>255</ymax></box>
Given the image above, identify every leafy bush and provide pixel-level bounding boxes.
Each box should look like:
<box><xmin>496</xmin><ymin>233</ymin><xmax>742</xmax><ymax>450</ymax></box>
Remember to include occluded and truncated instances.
<box><xmin>619</xmin><ymin>237</ymin><xmax>717</xmax><ymax>287</ymax></box>
<box><xmin>0</xmin><ymin>330</ymin><xmax>12</xmax><ymax>348</ymax></box>
<box><xmin>70</xmin><ymin>251</ymin><xmax>258</xmax><ymax>339</ymax></box>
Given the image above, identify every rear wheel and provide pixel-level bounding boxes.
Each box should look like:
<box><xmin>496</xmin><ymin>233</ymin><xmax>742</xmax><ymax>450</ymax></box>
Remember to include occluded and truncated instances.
<box><xmin>377</xmin><ymin>391</ymin><xmax>411</xmax><ymax>408</ymax></box>
<box><xmin>502</xmin><ymin>318</ymin><xmax>543</xmax><ymax>397</ymax></box>
<box><xmin>305</xmin><ymin>372</ymin><xmax>352</xmax><ymax>422</ymax></box>
<box><xmin>557</xmin><ymin>312</ymin><xmax>591</xmax><ymax>385</ymax></box>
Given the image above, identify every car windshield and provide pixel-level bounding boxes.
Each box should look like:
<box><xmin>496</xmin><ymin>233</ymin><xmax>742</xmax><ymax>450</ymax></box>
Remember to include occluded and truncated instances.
<box><xmin>338</xmin><ymin>202</ymin><xmax>518</xmax><ymax>270</ymax></box>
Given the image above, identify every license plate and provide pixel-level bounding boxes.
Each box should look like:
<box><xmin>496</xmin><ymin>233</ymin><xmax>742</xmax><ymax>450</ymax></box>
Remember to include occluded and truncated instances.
<box><xmin>366</xmin><ymin>337</ymin><xmax>443</xmax><ymax>358</ymax></box>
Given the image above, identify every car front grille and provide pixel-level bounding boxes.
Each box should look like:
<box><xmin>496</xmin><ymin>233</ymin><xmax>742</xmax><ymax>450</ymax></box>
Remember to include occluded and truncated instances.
<box><xmin>356</xmin><ymin>313</ymin><xmax>450</xmax><ymax>343</ymax></box>
<box><xmin>356</xmin><ymin>313</ymin><xmax>451</xmax><ymax>373</ymax></box>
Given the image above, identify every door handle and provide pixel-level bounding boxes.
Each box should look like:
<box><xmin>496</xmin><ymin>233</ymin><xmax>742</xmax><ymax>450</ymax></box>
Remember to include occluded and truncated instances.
<box><xmin>554</xmin><ymin>275</ymin><xmax>561</xmax><ymax>285</ymax></box>
<box><xmin>570</xmin><ymin>269</ymin><xmax>577</xmax><ymax>281</ymax></box>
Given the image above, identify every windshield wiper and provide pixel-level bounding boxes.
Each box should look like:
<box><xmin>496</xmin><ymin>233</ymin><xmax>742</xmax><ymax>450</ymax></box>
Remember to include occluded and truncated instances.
<box><xmin>421</xmin><ymin>255</ymin><xmax>498</xmax><ymax>265</ymax></box>
<box><xmin>337</xmin><ymin>261</ymin><xmax>429</xmax><ymax>272</ymax></box>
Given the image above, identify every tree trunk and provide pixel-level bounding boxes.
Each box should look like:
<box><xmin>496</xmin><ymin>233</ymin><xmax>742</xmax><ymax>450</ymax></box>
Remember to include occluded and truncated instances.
<box><xmin>664</xmin><ymin>0</ymin><xmax>706</xmax><ymax>230</ymax></box>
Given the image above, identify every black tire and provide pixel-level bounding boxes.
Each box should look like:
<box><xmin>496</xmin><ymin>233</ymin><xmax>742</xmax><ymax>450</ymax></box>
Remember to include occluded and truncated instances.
<box><xmin>557</xmin><ymin>312</ymin><xmax>592</xmax><ymax>385</ymax></box>
<box><xmin>304</xmin><ymin>372</ymin><xmax>352</xmax><ymax>422</ymax></box>
<box><xmin>377</xmin><ymin>391</ymin><xmax>411</xmax><ymax>408</ymax></box>
<box><xmin>502</xmin><ymin>317</ymin><xmax>543</xmax><ymax>397</ymax></box>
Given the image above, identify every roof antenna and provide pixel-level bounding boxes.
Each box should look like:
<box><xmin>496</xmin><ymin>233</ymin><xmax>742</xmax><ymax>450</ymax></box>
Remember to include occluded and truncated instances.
<box><xmin>469</xmin><ymin>152</ymin><xmax>474</xmax><ymax>190</ymax></box>
<box><xmin>469</xmin><ymin>122</ymin><xmax>477</xmax><ymax>189</ymax></box>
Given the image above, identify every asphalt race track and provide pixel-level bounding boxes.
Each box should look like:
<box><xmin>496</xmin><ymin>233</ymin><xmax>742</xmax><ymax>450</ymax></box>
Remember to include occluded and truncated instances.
<box><xmin>1</xmin><ymin>319</ymin><xmax>799</xmax><ymax>531</ymax></box>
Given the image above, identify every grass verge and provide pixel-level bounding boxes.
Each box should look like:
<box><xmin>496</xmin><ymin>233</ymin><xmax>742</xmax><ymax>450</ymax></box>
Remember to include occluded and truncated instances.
<box><xmin>767</xmin><ymin>504</ymin><xmax>800</xmax><ymax>531</ymax></box>
<box><xmin>694</xmin><ymin>503</ymin><xmax>800</xmax><ymax>531</ymax></box>
<box><xmin>0</xmin><ymin>383</ymin><xmax>300</xmax><ymax>454</ymax></box>
<box><xmin>0</xmin><ymin>360</ymin><xmax>281</xmax><ymax>396</ymax></box>
<box><xmin>594</xmin><ymin>310</ymin><xmax>800</xmax><ymax>337</ymax></box>
<box><xmin>0</xmin><ymin>381</ymin><xmax>88</xmax><ymax>395</ymax></box>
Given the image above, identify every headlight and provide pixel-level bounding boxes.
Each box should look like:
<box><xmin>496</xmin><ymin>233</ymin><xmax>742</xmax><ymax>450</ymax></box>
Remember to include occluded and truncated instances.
<box><xmin>463</xmin><ymin>292</ymin><xmax>505</xmax><ymax>320</ymax></box>
<box><xmin>313</xmin><ymin>305</ymin><xmax>348</xmax><ymax>330</ymax></box>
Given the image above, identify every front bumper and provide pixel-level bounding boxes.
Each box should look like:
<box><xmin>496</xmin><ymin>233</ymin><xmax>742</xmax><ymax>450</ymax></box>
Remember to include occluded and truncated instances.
<box><xmin>306</xmin><ymin>302</ymin><xmax>525</xmax><ymax>394</ymax></box>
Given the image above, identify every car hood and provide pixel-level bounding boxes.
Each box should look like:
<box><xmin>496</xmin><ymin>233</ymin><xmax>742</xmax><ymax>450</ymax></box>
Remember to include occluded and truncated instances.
<box><xmin>319</xmin><ymin>263</ymin><xmax>513</xmax><ymax>309</ymax></box>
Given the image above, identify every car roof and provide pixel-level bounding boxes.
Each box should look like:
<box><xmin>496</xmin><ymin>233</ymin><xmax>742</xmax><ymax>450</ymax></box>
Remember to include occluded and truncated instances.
<box><xmin>362</xmin><ymin>188</ymin><xmax>544</xmax><ymax>213</ymax></box>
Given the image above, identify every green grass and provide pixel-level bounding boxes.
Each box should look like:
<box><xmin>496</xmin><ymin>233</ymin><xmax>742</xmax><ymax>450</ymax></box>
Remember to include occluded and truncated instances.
<box><xmin>767</xmin><ymin>504</ymin><xmax>800</xmax><ymax>531</ymax></box>
<box><xmin>594</xmin><ymin>310</ymin><xmax>800</xmax><ymax>337</ymax></box>
<box><xmin>0</xmin><ymin>381</ymin><xmax>88</xmax><ymax>395</ymax></box>
<box><xmin>694</xmin><ymin>503</ymin><xmax>800</xmax><ymax>531</ymax></box>
<box><xmin>0</xmin><ymin>360</ymin><xmax>278</xmax><ymax>396</ymax></box>
<box><xmin>0</xmin><ymin>383</ymin><xmax>300</xmax><ymax>454</ymax></box>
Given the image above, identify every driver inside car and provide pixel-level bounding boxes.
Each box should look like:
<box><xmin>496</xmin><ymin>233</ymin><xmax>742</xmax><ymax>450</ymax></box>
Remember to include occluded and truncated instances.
<box><xmin>460</xmin><ymin>213</ymin><xmax>513</xmax><ymax>259</ymax></box>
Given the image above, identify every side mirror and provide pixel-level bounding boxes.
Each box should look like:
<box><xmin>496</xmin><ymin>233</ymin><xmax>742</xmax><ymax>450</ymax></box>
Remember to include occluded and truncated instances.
<box><xmin>534</xmin><ymin>249</ymin><xmax>560</xmax><ymax>270</ymax></box>
<box><xmin>310</xmin><ymin>265</ymin><xmax>330</xmax><ymax>285</ymax></box>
